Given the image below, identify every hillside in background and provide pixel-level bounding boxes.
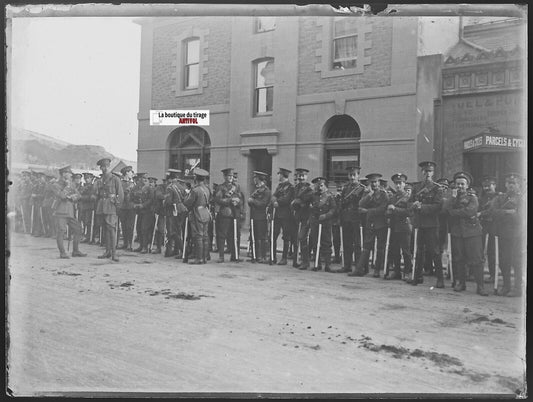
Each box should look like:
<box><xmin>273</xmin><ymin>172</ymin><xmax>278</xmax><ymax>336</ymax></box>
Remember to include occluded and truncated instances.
<box><xmin>10</xmin><ymin>128</ymin><xmax>136</xmax><ymax>171</ymax></box>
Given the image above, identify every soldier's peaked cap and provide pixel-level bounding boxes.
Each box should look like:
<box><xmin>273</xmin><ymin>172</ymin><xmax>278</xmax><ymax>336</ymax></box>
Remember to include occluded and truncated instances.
<box><xmin>58</xmin><ymin>165</ymin><xmax>73</xmax><ymax>175</ymax></box>
<box><xmin>391</xmin><ymin>173</ymin><xmax>407</xmax><ymax>182</ymax></box>
<box><xmin>192</xmin><ymin>168</ymin><xmax>209</xmax><ymax>177</ymax></box>
<box><xmin>311</xmin><ymin>176</ymin><xmax>327</xmax><ymax>184</ymax></box>
<box><xmin>278</xmin><ymin>168</ymin><xmax>291</xmax><ymax>176</ymax></box>
<box><xmin>72</xmin><ymin>173</ymin><xmax>82</xmax><ymax>178</ymax></box>
<box><xmin>346</xmin><ymin>165</ymin><xmax>361</xmax><ymax>172</ymax></box>
<box><xmin>120</xmin><ymin>166</ymin><xmax>133</xmax><ymax>175</ymax></box>
<box><xmin>504</xmin><ymin>172</ymin><xmax>521</xmax><ymax>182</ymax></box>
<box><xmin>481</xmin><ymin>176</ymin><xmax>497</xmax><ymax>184</ymax></box>
<box><xmin>366</xmin><ymin>173</ymin><xmax>382</xmax><ymax>181</ymax></box>
<box><xmin>148</xmin><ymin>177</ymin><xmax>158</xmax><ymax>181</ymax></box>
<box><xmin>96</xmin><ymin>158</ymin><xmax>112</xmax><ymax>166</ymax></box>
<box><xmin>436</xmin><ymin>177</ymin><xmax>450</xmax><ymax>185</ymax></box>
<box><xmin>135</xmin><ymin>172</ymin><xmax>147</xmax><ymax>178</ymax></box>
<box><xmin>419</xmin><ymin>161</ymin><xmax>436</xmax><ymax>171</ymax></box>
<box><xmin>453</xmin><ymin>171</ymin><xmax>473</xmax><ymax>185</ymax></box>
<box><xmin>112</xmin><ymin>172</ymin><xmax>122</xmax><ymax>178</ymax></box>
<box><xmin>167</xmin><ymin>168</ymin><xmax>181</xmax><ymax>179</ymax></box>
<box><xmin>83</xmin><ymin>172</ymin><xmax>94</xmax><ymax>177</ymax></box>
<box><xmin>253</xmin><ymin>171</ymin><xmax>269</xmax><ymax>179</ymax></box>
<box><xmin>295</xmin><ymin>168</ymin><xmax>309</xmax><ymax>173</ymax></box>
<box><xmin>221</xmin><ymin>168</ymin><xmax>234</xmax><ymax>175</ymax></box>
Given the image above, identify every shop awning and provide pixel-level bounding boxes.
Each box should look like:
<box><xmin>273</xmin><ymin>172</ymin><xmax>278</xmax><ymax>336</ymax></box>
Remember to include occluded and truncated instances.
<box><xmin>463</xmin><ymin>133</ymin><xmax>526</xmax><ymax>153</ymax></box>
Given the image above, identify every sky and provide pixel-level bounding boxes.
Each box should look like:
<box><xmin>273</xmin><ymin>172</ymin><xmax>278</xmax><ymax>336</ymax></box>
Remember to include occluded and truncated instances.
<box><xmin>10</xmin><ymin>16</ymin><xmax>141</xmax><ymax>161</ymax></box>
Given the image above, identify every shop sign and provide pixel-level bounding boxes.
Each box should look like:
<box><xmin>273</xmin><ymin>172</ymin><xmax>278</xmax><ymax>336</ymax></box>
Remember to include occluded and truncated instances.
<box><xmin>463</xmin><ymin>134</ymin><xmax>526</xmax><ymax>151</ymax></box>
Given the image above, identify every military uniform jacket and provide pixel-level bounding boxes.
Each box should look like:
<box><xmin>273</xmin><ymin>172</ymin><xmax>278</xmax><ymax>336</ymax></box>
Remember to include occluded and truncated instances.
<box><xmin>409</xmin><ymin>181</ymin><xmax>443</xmax><ymax>228</ymax></box>
<box><xmin>248</xmin><ymin>184</ymin><xmax>271</xmax><ymax>220</ymax></box>
<box><xmin>291</xmin><ymin>182</ymin><xmax>314</xmax><ymax>222</ymax></box>
<box><xmin>51</xmin><ymin>179</ymin><xmax>80</xmax><ymax>218</ymax></box>
<box><xmin>120</xmin><ymin>179</ymin><xmax>135</xmax><ymax>210</ymax></box>
<box><xmin>387</xmin><ymin>190</ymin><xmax>412</xmax><ymax>233</ymax></box>
<box><xmin>130</xmin><ymin>183</ymin><xmax>144</xmax><ymax>210</ymax></box>
<box><xmin>339</xmin><ymin>181</ymin><xmax>365</xmax><ymax>223</ymax></box>
<box><xmin>489</xmin><ymin>191</ymin><xmax>524</xmax><ymax>239</ymax></box>
<box><xmin>309</xmin><ymin>190</ymin><xmax>337</xmax><ymax>225</ymax></box>
<box><xmin>79</xmin><ymin>183</ymin><xmax>96</xmax><ymax>211</ymax></box>
<box><xmin>269</xmin><ymin>181</ymin><xmax>295</xmax><ymax>220</ymax></box>
<box><xmin>359</xmin><ymin>188</ymin><xmax>389</xmax><ymax>230</ymax></box>
<box><xmin>153</xmin><ymin>184</ymin><xmax>166</xmax><ymax>215</ymax></box>
<box><xmin>42</xmin><ymin>182</ymin><xmax>56</xmax><ymax>209</ymax></box>
<box><xmin>214</xmin><ymin>182</ymin><xmax>242</xmax><ymax>219</ymax></box>
<box><xmin>184</xmin><ymin>183</ymin><xmax>211</xmax><ymax>222</ymax></box>
<box><xmin>164</xmin><ymin>182</ymin><xmax>186</xmax><ymax>216</ymax></box>
<box><xmin>140</xmin><ymin>185</ymin><xmax>155</xmax><ymax>214</ymax></box>
<box><xmin>443</xmin><ymin>190</ymin><xmax>482</xmax><ymax>238</ymax></box>
<box><xmin>95</xmin><ymin>173</ymin><xmax>124</xmax><ymax>215</ymax></box>
<box><xmin>477</xmin><ymin>191</ymin><xmax>500</xmax><ymax>234</ymax></box>
<box><xmin>31</xmin><ymin>181</ymin><xmax>45</xmax><ymax>206</ymax></box>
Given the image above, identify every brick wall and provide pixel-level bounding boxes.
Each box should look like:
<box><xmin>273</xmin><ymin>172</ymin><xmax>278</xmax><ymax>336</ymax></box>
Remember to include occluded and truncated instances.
<box><xmin>297</xmin><ymin>17</ymin><xmax>392</xmax><ymax>95</ymax></box>
<box><xmin>151</xmin><ymin>17</ymin><xmax>232</xmax><ymax>109</ymax></box>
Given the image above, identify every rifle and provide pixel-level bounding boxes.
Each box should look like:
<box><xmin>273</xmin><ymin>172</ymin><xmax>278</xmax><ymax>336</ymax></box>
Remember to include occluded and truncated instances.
<box><xmin>151</xmin><ymin>214</ymin><xmax>159</xmax><ymax>251</ymax></box>
<box><xmin>162</xmin><ymin>216</ymin><xmax>168</xmax><ymax>255</ymax></box>
<box><xmin>342</xmin><ymin>183</ymin><xmax>367</xmax><ymax>206</ymax></box>
<box><xmin>383</xmin><ymin>227</ymin><xmax>391</xmax><ymax>277</ymax></box>
<box><xmin>494</xmin><ymin>236</ymin><xmax>500</xmax><ymax>294</ymax></box>
<box><xmin>233</xmin><ymin>218</ymin><xmax>239</xmax><ymax>261</ymax></box>
<box><xmin>182</xmin><ymin>216</ymin><xmax>189</xmax><ymax>259</ymax></box>
<box><xmin>20</xmin><ymin>205</ymin><xmax>26</xmax><ymax>233</ymax></box>
<box><xmin>40</xmin><ymin>207</ymin><xmax>45</xmax><ymax>234</ymax></box>
<box><xmin>90</xmin><ymin>210</ymin><xmax>95</xmax><ymax>243</ymax></box>
<box><xmin>294</xmin><ymin>222</ymin><xmax>301</xmax><ymax>266</ymax></box>
<box><xmin>67</xmin><ymin>225</ymin><xmax>71</xmax><ymax>252</ymax></box>
<box><xmin>30</xmin><ymin>204</ymin><xmax>34</xmax><ymax>234</ymax></box>
<box><xmin>116</xmin><ymin>220</ymin><xmax>120</xmax><ymax>248</ymax></box>
<box><xmin>340</xmin><ymin>225</ymin><xmax>344</xmax><ymax>268</ymax></box>
<box><xmin>131</xmin><ymin>214</ymin><xmax>138</xmax><ymax>250</ymax></box>
<box><xmin>411</xmin><ymin>228</ymin><xmax>418</xmax><ymax>281</ymax></box>
<box><xmin>250</xmin><ymin>219</ymin><xmax>256</xmax><ymax>261</ymax></box>
<box><xmin>447</xmin><ymin>232</ymin><xmax>453</xmax><ymax>285</ymax></box>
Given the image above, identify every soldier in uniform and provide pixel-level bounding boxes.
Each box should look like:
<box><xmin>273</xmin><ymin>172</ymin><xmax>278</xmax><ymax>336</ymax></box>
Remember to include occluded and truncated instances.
<box><xmin>477</xmin><ymin>176</ymin><xmax>499</xmax><ymax>283</ymax></box>
<box><xmin>152</xmin><ymin>177</ymin><xmax>167</xmax><ymax>254</ymax></box>
<box><xmin>136</xmin><ymin>176</ymin><xmax>156</xmax><ymax>254</ymax></box>
<box><xmin>117</xmin><ymin>166</ymin><xmax>135</xmax><ymax>250</ymax></box>
<box><xmin>30</xmin><ymin>172</ymin><xmax>46</xmax><ymax>237</ymax></box>
<box><xmin>214</xmin><ymin>168</ymin><xmax>243</xmax><ymax>263</ymax></box>
<box><xmin>336</xmin><ymin>166</ymin><xmax>365</xmax><ymax>274</ymax></box>
<box><xmin>247</xmin><ymin>171</ymin><xmax>271</xmax><ymax>263</ymax></box>
<box><xmin>269</xmin><ymin>168</ymin><xmax>295</xmax><ymax>265</ymax></box>
<box><xmin>489</xmin><ymin>173</ymin><xmax>525</xmax><ymax>297</ymax></box>
<box><xmin>163</xmin><ymin>169</ymin><xmax>185</xmax><ymax>257</ymax></box>
<box><xmin>385</xmin><ymin>173</ymin><xmax>413</xmax><ymax>280</ymax></box>
<box><xmin>79</xmin><ymin>173</ymin><xmax>96</xmax><ymax>242</ymax></box>
<box><xmin>331</xmin><ymin>185</ymin><xmax>343</xmax><ymax>264</ymax></box>
<box><xmin>51</xmin><ymin>166</ymin><xmax>87</xmax><ymax>259</ymax></box>
<box><xmin>41</xmin><ymin>174</ymin><xmax>55</xmax><ymax>237</ymax></box>
<box><xmin>308</xmin><ymin>177</ymin><xmax>337</xmax><ymax>272</ymax></box>
<box><xmin>233</xmin><ymin>172</ymin><xmax>246</xmax><ymax>257</ymax></box>
<box><xmin>292</xmin><ymin>168</ymin><xmax>314</xmax><ymax>270</ymax></box>
<box><xmin>407</xmin><ymin>161</ymin><xmax>445</xmax><ymax>287</ymax></box>
<box><xmin>183</xmin><ymin>168</ymin><xmax>212</xmax><ymax>264</ymax></box>
<box><xmin>442</xmin><ymin>172</ymin><xmax>488</xmax><ymax>296</ymax></box>
<box><xmin>209</xmin><ymin>183</ymin><xmax>219</xmax><ymax>253</ymax></box>
<box><xmin>350</xmin><ymin>173</ymin><xmax>389</xmax><ymax>277</ymax></box>
<box><xmin>94</xmin><ymin>158</ymin><xmax>124</xmax><ymax>261</ymax></box>
<box><xmin>131</xmin><ymin>173</ymin><xmax>146</xmax><ymax>251</ymax></box>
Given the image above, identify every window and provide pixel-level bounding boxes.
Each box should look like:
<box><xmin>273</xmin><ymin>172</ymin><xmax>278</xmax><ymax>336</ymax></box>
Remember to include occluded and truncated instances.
<box><xmin>254</xmin><ymin>59</ymin><xmax>274</xmax><ymax>115</ymax></box>
<box><xmin>256</xmin><ymin>17</ymin><xmax>276</xmax><ymax>33</ymax></box>
<box><xmin>184</xmin><ymin>38</ymin><xmax>200</xmax><ymax>90</ymax></box>
<box><xmin>333</xmin><ymin>18</ymin><xmax>357</xmax><ymax>69</ymax></box>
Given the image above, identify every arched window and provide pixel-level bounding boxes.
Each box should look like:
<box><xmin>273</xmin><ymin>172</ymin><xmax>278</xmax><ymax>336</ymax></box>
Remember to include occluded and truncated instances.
<box><xmin>168</xmin><ymin>126</ymin><xmax>211</xmax><ymax>176</ymax></box>
<box><xmin>323</xmin><ymin>115</ymin><xmax>361</xmax><ymax>185</ymax></box>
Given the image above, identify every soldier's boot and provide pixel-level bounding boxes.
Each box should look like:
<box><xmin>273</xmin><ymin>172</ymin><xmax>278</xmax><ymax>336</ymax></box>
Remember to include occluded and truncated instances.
<box><xmin>57</xmin><ymin>235</ymin><xmax>70</xmax><ymax>259</ymax></box>
<box><xmin>110</xmin><ymin>235</ymin><xmax>119</xmax><ymax>262</ymax></box>
<box><xmin>389</xmin><ymin>265</ymin><xmax>403</xmax><ymax>280</ymax></box>
<box><xmin>324</xmin><ymin>255</ymin><xmax>333</xmax><ymax>273</ymax></box>
<box><xmin>348</xmin><ymin>250</ymin><xmax>369</xmax><ymax>276</ymax></box>
<box><xmin>407</xmin><ymin>263</ymin><xmax>424</xmax><ymax>285</ymax></box>
<box><xmin>259</xmin><ymin>240</ymin><xmax>269</xmax><ymax>264</ymax></box>
<box><xmin>373</xmin><ymin>266</ymin><xmax>381</xmax><ymax>278</ymax></box>
<box><xmin>152</xmin><ymin>233</ymin><xmax>162</xmax><ymax>254</ymax></box>
<box><xmin>71</xmin><ymin>240</ymin><xmax>87</xmax><ymax>257</ymax></box>
<box><xmin>203</xmin><ymin>239</ymin><xmax>210</xmax><ymax>263</ymax></box>
<box><xmin>190</xmin><ymin>240</ymin><xmax>203</xmax><ymax>264</ymax></box>
<box><xmin>217</xmin><ymin>251</ymin><xmax>225</xmax><ymax>263</ymax></box>
<box><xmin>278</xmin><ymin>242</ymin><xmax>289</xmax><ymax>265</ymax></box>
<box><xmin>164</xmin><ymin>239</ymin><xmax>174</xmax><ymax>257</ymax></box>
<box><xmin>298</xmin><ymin>245</ymin><xmax>310</xmax><ymax>270</ymax></box>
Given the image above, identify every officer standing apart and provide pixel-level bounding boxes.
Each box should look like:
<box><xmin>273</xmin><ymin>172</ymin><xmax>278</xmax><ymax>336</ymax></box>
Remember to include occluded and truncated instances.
<box><xmin>385</xmin><ymin>173</ymin><xmax>413</xmax><ymax>280</ymax></box>
<box><xmin>118</xmin><ymin>166</ymin><xmax>135</xmax><ymax>250</ymax></box>
<box><xmin>408</xmin><ymin>161</ymin><xmax>445</xmax><ymax>287</ymax></box>
<box><xmin>477</xmin><ymin>176</ymin><xmax>499</xmax><ymax>283</ymax></box>
<box><xmin>489</xmin><ymin>173</ymin><xmax>524</xmax><ymax>297</ymax></box>
<box><xmin>336</xmin><ymin>166</ymin><xmax>365</xmax><ymax>274</ymax></box>
<box><xmin>94</xmin><ymin>158</ymin><xmax>124</xmax><ymax>261</ymax></box>
<box><xmin>292</xmin><ymin>168</ymin><xmax>314</xmax><ymax>270</ymax></box>
<box><xmin>308</xmin><ymin>177</ymin><xmax>337</xmax><ymax>272</ymax></box>
<box><xmin>183</xmin><ymin>168</ymin><xmax>212</xmax><ymax>264</ymax></box>
<box><xmin>248</xmin><ymin>171</ymin><xmax>272</xmax><ymax>264</ymax></box>
<box><xmin>269</xmin><ymin>168</ymin><xmax>295</xmax><ymax>265</ymax></box>
<box><xmin>351</xmin><ymin>173</ymin><xmax>389</xmax><ymax>277</ymax></box>
<box><xmin>442</xmin><ymin>172</ymin><xmax>488</xmax><ymax>296</ymax></box>
<box><xmin>51</xmin><ymin>166</ymin><xmax>87</xmax><ymax>259</ymax></box>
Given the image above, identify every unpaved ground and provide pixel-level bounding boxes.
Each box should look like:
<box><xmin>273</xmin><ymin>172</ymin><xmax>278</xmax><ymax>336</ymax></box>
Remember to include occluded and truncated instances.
<box><xmin>6</xmin><ymin>233</ymin><xmax>526</xmax><ymax>396</ymax></box>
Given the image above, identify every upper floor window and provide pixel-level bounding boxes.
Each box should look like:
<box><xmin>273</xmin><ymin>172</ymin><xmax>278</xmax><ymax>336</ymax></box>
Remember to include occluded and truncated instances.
<box><xmin>256</xmin><ymin>17</ymin><xmax>276</xmax><ymax>33</ymax></box>
<box><xmin>332</xmin><ymin>18</ymin><xmax>357</xmax><ymax>70</ymax></box>
<box><xmin>184</xmin><ymin>38</ymin><xmax>200</xmax><ymax>90</ymax></box>
<box><xmin>254</xmin><ymin>59</ymin><xmax>274</xmax><ymax>115</ymax></box>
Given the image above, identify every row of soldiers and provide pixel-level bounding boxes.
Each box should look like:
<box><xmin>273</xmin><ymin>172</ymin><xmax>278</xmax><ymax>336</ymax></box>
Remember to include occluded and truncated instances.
<box><xmin>11</xmin><ymin>160</ymin><xmax>525</xmax><ymax>297</ymax></box>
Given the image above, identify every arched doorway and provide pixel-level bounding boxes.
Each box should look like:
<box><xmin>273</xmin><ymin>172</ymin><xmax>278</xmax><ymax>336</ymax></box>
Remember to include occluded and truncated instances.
<box><xmin>168</xmin><ymin>126</ymin><xmax>211</xmax><ymax>176</ymax></box>
<box><xmin>323</xmin><ymin>115</ymin><xmax>361</xmax><ymax>185</ymax></box>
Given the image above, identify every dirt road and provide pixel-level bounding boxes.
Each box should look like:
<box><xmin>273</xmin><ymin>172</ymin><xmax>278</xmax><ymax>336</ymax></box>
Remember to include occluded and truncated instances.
<box><xmin>6</xmin><ymin>233</ymin><xmax>526</xmax><ymax>396</ymax></box>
